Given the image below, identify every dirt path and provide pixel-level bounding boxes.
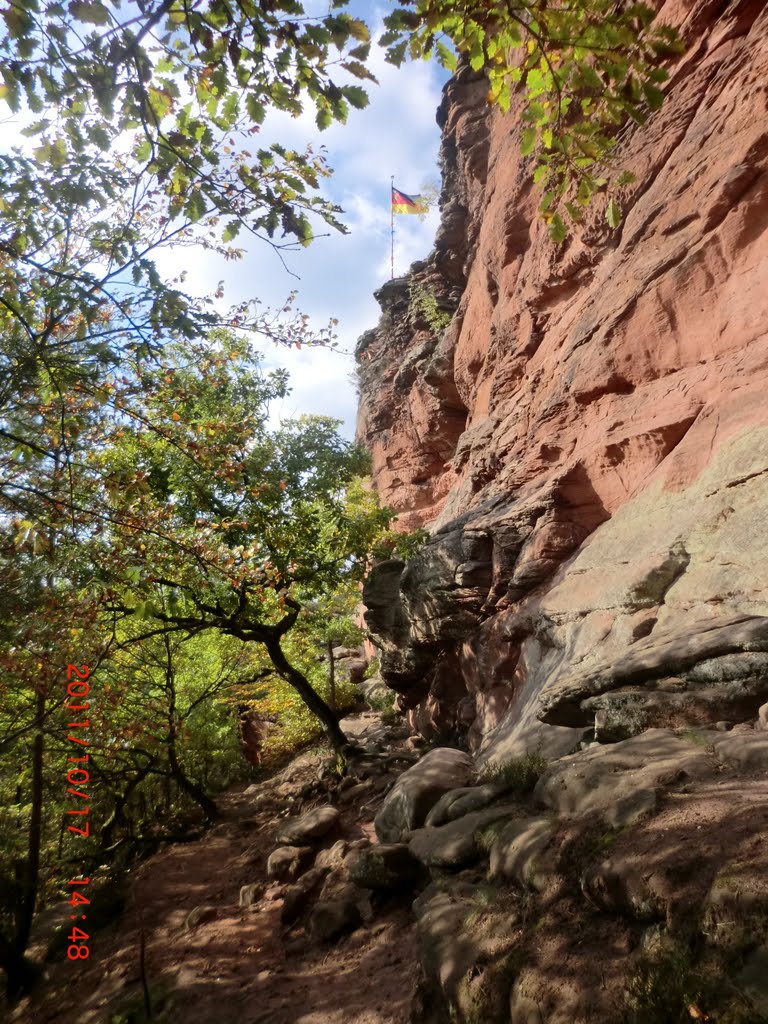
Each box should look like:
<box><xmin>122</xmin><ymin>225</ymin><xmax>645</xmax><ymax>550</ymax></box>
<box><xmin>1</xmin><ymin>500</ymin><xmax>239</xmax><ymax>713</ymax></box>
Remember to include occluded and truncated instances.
<box><xmin>11</xmin><ymin>714</ymin><xmax>420</xmax><ymax>1024</ymax></box>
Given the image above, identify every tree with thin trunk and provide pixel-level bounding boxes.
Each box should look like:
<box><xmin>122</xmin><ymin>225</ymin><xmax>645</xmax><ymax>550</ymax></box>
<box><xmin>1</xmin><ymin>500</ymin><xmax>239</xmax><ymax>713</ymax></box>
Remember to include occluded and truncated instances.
<box><xmin>87</xmin><ymin>333</ymin><xmax>391</xmax><ymax>752</ymax></box>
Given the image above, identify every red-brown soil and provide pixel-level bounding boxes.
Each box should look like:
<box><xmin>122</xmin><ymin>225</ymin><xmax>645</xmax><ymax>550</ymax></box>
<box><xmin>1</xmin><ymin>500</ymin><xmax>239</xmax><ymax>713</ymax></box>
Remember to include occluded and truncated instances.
<box><xmin>10</xmin><ymin>730</ymin><xmax>419</xmax><ymax>1024</ymax></box>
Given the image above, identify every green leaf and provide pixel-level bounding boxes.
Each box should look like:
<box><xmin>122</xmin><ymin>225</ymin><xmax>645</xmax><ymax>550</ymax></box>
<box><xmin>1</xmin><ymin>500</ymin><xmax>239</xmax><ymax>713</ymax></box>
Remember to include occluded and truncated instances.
<box><xmin>539</xmin><ymin>190</ymin><xmax>556</xmax><ymax>213</ymax></box>
<box><xmin>222</xmin><ymin>220</ymin><xmax>242</xmax><ymax>242</ymax></box>
<box><xmin>315</xmin><ymin>107</ymin><xmax>333</xmax><ymax>131</ymax></box>
<box><xmin>606</xmin><ymin>197</ymin><xmax>623</xmax><ymax>229</ymax></box>
<box><xmin>246</xmin><ymin>93</ymin><xmax>266</xmax><ymax>125</ymax></box>
<box><xmin>347</xmin><ymin>18</ymin><xmax>369</xmax><ymax>42</ymax></box>
<box><xmin>68</xmin><ymin>0</ymin><xmax>110</xmax><ymax>25</ymax></box>
<box><xmin>436</xmin><ymin>41</ymin><xmax>457</xmax><ymax>70</ymax></box>
<box><xmin>549</xmin><ymin>214</ymin><xmax>567</xmax><ymax>244</ymax></box>
<box><xmin>520</xmin><ymin>126</ymin><xmax>537</xmax><ymax>157</ymax></box>
<box><xmin>184</xmin><ymin>190</ymin><xmax>207</xmax><ymax>223</ymax></box>
<box><xmin>642</xmin><ymin>81</ymin><xmax>665</xmax><ymax>110</ymax></box>
<box><xmin>385</xmin><ymin>40</ymin><xmax>408</xmax><ymax>66</ymax></box>
<box><xmin>343</xmin><ymin>85</ymin><xmax>368</xmax><ymax>110</ymax></box>
<box><xmin>21</xmin><ymin>120</ymin><xmax>50</xmax><ymax>138</ymax></box>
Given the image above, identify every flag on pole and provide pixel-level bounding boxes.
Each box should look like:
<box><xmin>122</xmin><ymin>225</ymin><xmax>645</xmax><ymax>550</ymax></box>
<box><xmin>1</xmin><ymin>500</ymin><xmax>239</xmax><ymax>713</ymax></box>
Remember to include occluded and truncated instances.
<box><xmin>391</xmin><ymin>186</ymin><xmax>428</xmax><ymax>214</ymax></box>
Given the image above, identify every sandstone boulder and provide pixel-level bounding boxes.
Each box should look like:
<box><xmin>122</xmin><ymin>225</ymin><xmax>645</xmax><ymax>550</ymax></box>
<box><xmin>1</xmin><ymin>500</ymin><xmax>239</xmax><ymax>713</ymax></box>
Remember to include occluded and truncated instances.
<box><xmin>348</xmin><ymin>843</ymin><xmax>422</xmax><ymax>890</ymax></box>
<box><xmin>374</xmin><ymin>747</ymin><xmax>475</xmax><ymax>842</ymax></box>
<box><xmin>533</xmin><ymin>729</ymin><xmax>713</xmax><ymax>824</ymax></box>
<box><xmin>275</xmin><ymin>806</ymin><xmax>340</xmax><ymax>845</ymax></box>
<box><xmin>489</xmin><ymin>817</ymin><xmax>558</xmax><ymax>890</ymax></box>
<box><xmin>280</xmin><ymin>867</ymin><xmax>327</xmax><ymax>925</ymax></box>
<box><xmin>266</xmin><ymin>845</ymin><xmax>313</xmax><ymax>883</ymax></box>
<box><xmin>308</xmin><ymin>898</ymin><xmax>363</xmax><ymax>943</ymax></box>
<box><xmin>408</xmin><ymin>803</ymin><xmax>521</xmax><ymax>869</ymax></box>
<box><xmin>711</xmin><ymin>731</ymin><xmax>768</xmax><ymax>769</ymax></box>
<box><xmin>184</xmin><ymin>905</ymin><xmax>217</xmax><ymax>931</ymax></box>
<box><xmin>359</xmin><ymin>675</ymin><xmax>392</xmax><ymax>704</ymax></box>
<box><xmin>580</xmin><ymin>858</ymin><xmax>665</xmax><ymax>922</ymax></box>
<box><xmin>425</xmin><ymin>780</ymin><xmax>510</xmax><ymax>826</ymax></box>
<box><xmin>314</xmin><ymin>840</ymin><xmax>349</xmax><ymax>872</ymax></box>
<box><xmin>238</xmin><ymin>884</ymin><xmax>262</xmax><ymax>908</ymax></box>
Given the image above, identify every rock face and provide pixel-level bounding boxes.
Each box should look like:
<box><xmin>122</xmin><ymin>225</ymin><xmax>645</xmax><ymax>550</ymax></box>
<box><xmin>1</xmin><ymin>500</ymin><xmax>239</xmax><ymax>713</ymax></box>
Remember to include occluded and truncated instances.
<box><xmin>357</xmin><ymin>1</ymin><xmax>768</xmax><ymax>759</ymax></box>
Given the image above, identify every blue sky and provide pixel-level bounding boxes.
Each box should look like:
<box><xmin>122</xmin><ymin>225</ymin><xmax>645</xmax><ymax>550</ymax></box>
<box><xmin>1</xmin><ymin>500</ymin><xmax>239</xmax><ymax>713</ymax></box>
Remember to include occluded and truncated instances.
<box><xmin>0</xmin><ymin>2</ymin><xmax>449</xmax><ymax>438</ymax></box>
<box><xmin>164</xmin><ymin>4</ymin><xmax>449</xmax><ymax>437</ymax></box>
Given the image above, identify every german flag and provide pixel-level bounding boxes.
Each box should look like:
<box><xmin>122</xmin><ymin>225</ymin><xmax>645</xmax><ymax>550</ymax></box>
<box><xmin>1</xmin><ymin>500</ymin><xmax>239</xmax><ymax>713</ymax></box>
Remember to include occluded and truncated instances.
<box><xmin>391</xmin><ymin>186</ymin><xmax>428</xmax><ymax>214</ymax></box>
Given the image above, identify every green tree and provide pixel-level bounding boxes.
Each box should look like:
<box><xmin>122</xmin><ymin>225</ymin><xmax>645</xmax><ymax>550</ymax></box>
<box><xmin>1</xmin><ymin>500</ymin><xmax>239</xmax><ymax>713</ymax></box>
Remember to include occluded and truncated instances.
<box><xmin>383</xmin><ymin>0</ymin><xmax>682</xmax><ymax>238</ymax></box>
<box><xmin>80</xmin><ymin>333</ymin><xmax>391</xmax><ymax>751</ymax></box>
<box><xmin>0</xmin><ymin>0</ymin><xmax>375</xmax><ymax>346</ymax></box>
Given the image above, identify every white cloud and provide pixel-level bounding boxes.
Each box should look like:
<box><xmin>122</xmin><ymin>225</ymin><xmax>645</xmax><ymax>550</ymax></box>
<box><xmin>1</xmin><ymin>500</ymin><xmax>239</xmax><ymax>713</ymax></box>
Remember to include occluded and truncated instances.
<box><xmin>159</xmin><ymin>15</ymin><xmax>448</xmax><ymax>438</ymax></box>
<box><xmin>2</xmin><ymin>3</ymin><xmax>449</xmax><ymax>441</ymax></box>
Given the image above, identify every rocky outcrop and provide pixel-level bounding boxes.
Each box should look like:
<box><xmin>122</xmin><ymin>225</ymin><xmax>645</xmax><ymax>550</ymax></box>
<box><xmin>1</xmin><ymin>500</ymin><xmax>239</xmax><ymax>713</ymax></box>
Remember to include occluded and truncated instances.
<box><xmin>402</xmin><ymin>722</ymin><xmax>768</xmax><ymax>1024</ymax></box>
<box><xmin>357</xmin><ymin>0</ymin><xmax>768</xmax><ymax>760</ymax></box>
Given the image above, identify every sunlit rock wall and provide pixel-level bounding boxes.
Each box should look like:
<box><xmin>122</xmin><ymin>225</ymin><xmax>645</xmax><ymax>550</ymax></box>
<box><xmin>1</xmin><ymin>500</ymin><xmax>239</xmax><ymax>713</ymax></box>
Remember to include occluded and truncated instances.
<box><xmin>357</xmin><ymin>0</ymin><xmax>768</xmax><ymax>760</ymax></box>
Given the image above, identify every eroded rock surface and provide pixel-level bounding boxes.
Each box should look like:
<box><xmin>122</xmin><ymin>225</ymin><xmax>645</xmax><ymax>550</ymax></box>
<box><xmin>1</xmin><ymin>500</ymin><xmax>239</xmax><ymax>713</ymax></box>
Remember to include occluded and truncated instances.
<box><xmin>374</xmin><ymin>747</ymin><xmax>475</xmax><ymax>843</ymax></box>
<box><xmin>356</xmin><ymin>0</ymin><xmax>768</xmax><ymax>764</ymax></box>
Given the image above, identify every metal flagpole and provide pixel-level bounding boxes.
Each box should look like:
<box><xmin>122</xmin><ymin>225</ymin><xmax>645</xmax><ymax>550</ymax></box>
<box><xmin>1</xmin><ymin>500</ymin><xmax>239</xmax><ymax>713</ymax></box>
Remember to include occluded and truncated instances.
<box><xmin>390</xmin><ymin>175</ymin><xmax>394</xmax><ymax>280</ymax></box>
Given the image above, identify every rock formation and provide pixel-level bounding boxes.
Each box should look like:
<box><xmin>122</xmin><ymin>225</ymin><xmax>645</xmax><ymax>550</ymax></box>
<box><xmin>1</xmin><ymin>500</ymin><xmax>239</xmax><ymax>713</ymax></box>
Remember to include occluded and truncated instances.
<box><xmin>357</xmin><ymin>0</ymin><xmax>768</xmax><ymax>765</ymax></box>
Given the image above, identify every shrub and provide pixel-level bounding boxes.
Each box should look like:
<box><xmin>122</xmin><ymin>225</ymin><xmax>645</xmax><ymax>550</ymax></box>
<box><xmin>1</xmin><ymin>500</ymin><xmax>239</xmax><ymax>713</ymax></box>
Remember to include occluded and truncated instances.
<box><xmin>478</xmin><ymin>753</ymin><xmax>549</xmax><ymax>796</ymax></box>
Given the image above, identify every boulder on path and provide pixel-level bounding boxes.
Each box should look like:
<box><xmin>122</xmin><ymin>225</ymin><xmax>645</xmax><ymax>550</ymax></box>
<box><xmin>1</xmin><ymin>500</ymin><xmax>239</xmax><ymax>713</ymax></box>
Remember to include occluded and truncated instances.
<box><xmin>425</xmin><ymin>780</ymin><xmax>512</xmax><ymax>827</ymax></box>
<box><xmin>359</xmin><ymin>675</ymin><xmax>392</xmax><ymax>704</ymax></box>
<box><xmin>374</xmin><ymin>747</ymin><xmax>475</xmax><ymax>843</ymax></box>
<box><xmin>275</xmin><ymin>805</ymin><xmax>340</xmax><ymax>845</ymax></box>
<box><xmin>314</xmin><ymin>840</ymin><xmax>349</xmax><ymax>872</ymax></box>
<box><xmin>348</xmin><ymin>843</ymin><xmax>422</xmax><ymax>890</ymax></box>
<box><xmin>308</xmin><ymin>898</ymin><xmax>363</xmax><ymax>942</ymax></box>
<box><xmin>408</xmin><ymin>804</ymin><xmax>521</xmax><ymax>869</ymax></box>
<box><xmin>712</xmin><ymin>730</ymin><xmax>768</xmax><ymax>769</ymax></box>
<box><xmin>238</xmin><ymin>883</ymin><xmax>263</xmax><ymax>908</ymax></box>
<box><xmin>280</xmin><ymin>867</ymin><xmax>327</xmax><ymax>925</ymax></box>
<box><xmin>266</xmin><ymin>845</ymin><xmax>313</xmax><ymax>883</ymax></box>
<box><xmin>184</xmin><ymin>905</ymin><xmax>218</xmax><ymax>931</ymax></box>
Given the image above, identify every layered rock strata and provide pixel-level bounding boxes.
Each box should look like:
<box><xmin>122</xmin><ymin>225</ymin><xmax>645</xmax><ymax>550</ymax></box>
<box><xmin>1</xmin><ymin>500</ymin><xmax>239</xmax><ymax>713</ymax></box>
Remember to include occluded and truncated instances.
<box><xmin>357</xmin><ymin>0</ymin><xmax>768</xmax><ymax>760</ymax></box>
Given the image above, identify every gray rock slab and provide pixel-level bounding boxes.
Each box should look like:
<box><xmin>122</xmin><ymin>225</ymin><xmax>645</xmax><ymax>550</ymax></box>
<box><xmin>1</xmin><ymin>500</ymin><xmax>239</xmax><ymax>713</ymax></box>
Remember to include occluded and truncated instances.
<box><xmin>408</xmin><ymin>803</ymin><xmax>522</xmax><ymax>869</ymax></box>
<box><xmin>533</xmin><ymin>729</ymin><xmax>713</xmax><ymax>822</ymax></box>
<box><xmin>275</xmin><ymin>805</ymin><xmax>340</xmax><ymax>845</ymax></box>
<box><xmin>712</xmin><ymin>731</ymin><xmax>768</xmax><ymax>769</ymax></box>
<box><xmin>489</xmin><ymin>818</ymin><xmax>557</xmax><ymax>890</ymax></box>
<box><xmin>374</xmin><ymin>747</ymin><xmax>475</xmax><ymax>843</ymax></box>
<box><xmin>538</xmin><ymin>615</ymin><xmax>768</xmax><ymax>727</ymax></box>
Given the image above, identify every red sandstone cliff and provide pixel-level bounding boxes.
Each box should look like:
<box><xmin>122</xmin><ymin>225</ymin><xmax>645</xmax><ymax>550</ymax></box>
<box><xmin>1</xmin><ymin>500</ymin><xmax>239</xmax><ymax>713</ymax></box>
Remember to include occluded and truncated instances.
<box><xmin>357</xmin><ymin>0</ymin><xmax>768</xmax><ymax>759</ymax></box>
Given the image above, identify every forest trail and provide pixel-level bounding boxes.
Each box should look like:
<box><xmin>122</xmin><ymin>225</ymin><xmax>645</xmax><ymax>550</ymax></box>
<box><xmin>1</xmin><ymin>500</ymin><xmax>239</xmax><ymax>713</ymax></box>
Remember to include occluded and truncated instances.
<box><xmin>11</xmin><ymin>711</ymin><xmax>419</xmax><ymax>1024</ymax></box>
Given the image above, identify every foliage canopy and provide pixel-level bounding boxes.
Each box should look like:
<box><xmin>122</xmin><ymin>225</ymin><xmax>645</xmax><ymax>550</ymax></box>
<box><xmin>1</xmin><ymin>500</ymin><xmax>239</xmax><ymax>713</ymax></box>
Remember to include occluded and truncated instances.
<box><xmin>384</xmin><ymin>0</ymin><xmax>682</xmax><ymax>238</ymax></box>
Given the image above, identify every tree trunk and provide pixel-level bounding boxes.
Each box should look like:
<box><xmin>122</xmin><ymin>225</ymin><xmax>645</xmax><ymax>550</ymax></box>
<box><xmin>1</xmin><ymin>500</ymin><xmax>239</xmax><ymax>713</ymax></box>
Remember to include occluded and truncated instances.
<box><xmin>265</xmin><ymin>637</ymin><xmax>347</xmax><ymax>751</ymax></box>
<box><xmin>167</xmin><ymin>746</ymin><xmax>219</xmax><ymax>822</ymax></box>
<box><xmin>100</xmin><ymin>764</ymin><xmax>153</xmax><ymax>850</ymax></box>
<box><xmin>326</xmin><ymin>637</ymin><xmax>336</xmax><ymax>712</ymax></box>
<box><xmin>4</xmin><ymin>686</ymin><xmax>45</xmax><ymax>997</ymax></box>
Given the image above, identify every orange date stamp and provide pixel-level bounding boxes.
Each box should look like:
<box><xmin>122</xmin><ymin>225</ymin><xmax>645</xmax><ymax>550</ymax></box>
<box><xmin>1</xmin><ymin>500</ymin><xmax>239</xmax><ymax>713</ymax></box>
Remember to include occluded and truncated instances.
<box><xmin>65</xmin><ymin>663</ymin><xmax>91</xmax><ymax>961</ymax></box>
